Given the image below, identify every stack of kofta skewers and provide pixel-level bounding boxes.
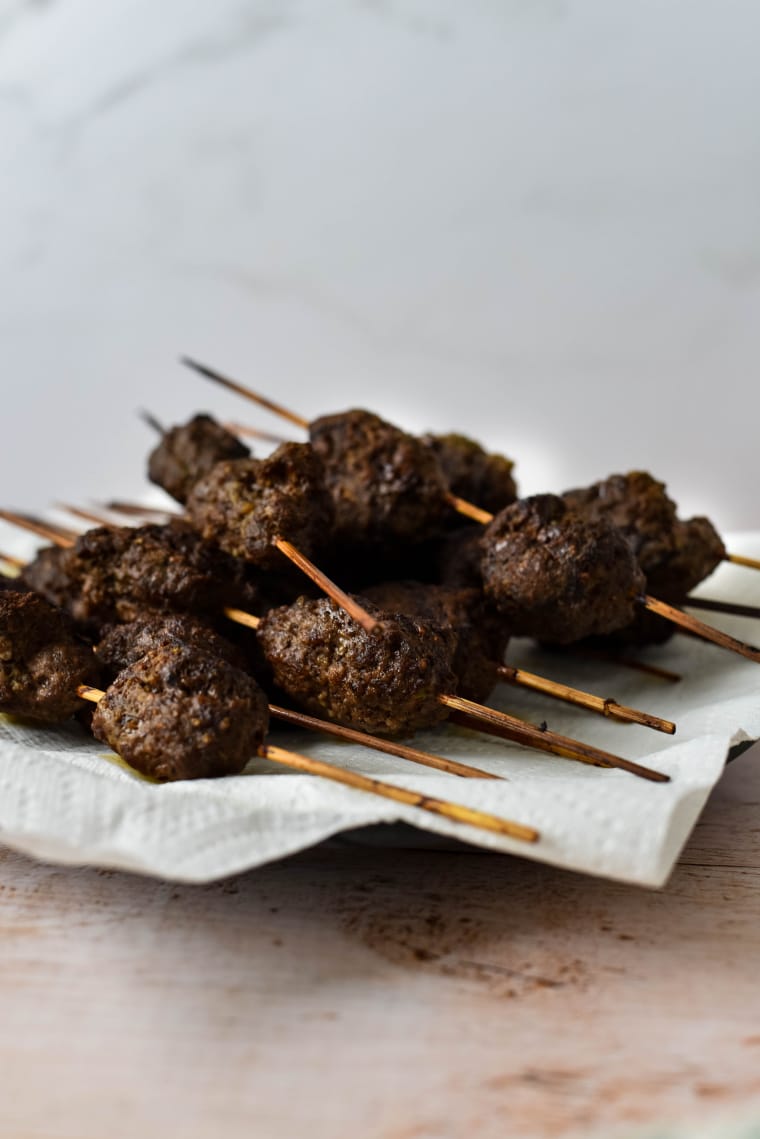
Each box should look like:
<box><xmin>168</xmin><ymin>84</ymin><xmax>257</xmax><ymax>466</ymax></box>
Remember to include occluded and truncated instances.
<box><xmin>178</xmin><ymin>357</ymin><xmax>760</xmax><ymax>658</ymax></box>
<box><xmin>3</xmin><ymin>360</ymin><xmax>760</xmax><ymax>854</ymax></box>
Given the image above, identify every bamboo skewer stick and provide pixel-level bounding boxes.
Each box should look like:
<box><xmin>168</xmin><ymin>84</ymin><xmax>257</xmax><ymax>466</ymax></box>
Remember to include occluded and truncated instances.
<box><xmin>641</xmin><ymin>595</ymin><xmax>760</xmax><ymax>663</ymax></box>
<box><xmin>726</xmin><ymin>553</ymin><xmax>760</xmax><ymax>572</ymax></box>
<box><xmin>0</xmin><ymin>549</ymin><xmax>25</xmax><ymax>570</ymax></box>
<box><xmin>76</xmin><ymin>686</ymin><xmax>538</xmax><ymax>843</ymax></box>
<box><xmin>684</xmin><ymin>596</ymin><xmax>760</xmax><ymax>621</ymax></box>
<box><xmin>268</xmin><ymin>704</ymin><xmax>501</xmax><ymax>780</ymax></box>
<box><xmin>180</xmin><ymin>357</ymin><xmax>310</xmax><ymax>430</ymax></box>
<box><xmin>139</xmin><ymin>409</ymin><xmax>166</xmax><ymax>436</ymax></box>
<box><xmin>496</xmin><ymin>664</ymin><xmax>675</xmax><ymax>735</ymax></box>
<box><xmin>571</xmin><ymin>648</ymin><xmax>682</xmax><ymax>684</ymax></box>
<box><xmin>444</xmin><ymin>492</ymin><xmax>493</xmax><ymax>525</ymax></box>
<box><xmin>224</xmin><ymin>606</ymin><xmax>261</xmax><ymax>630</ymax></box>
<box><xmin>438</xmin><ymin>694</ymin><xmax>669</xmax><ymax>783</ymax></box>
<box><xmin>259</xmin><ymin>744</ymin><xmax>537</xmax><ymax>840</ymax></box>
<box><xmin>0</xmin><ymin>510</ymin><xmax>76</xmax><ymax>548</ymax></box>
<box><xmin>56</xmin><ymin>503</ymin><xmax>118</xmax><ymax>529</ymax></box>
<box><xmin>224</xmin><ymin>422</ymin><xmax>290</xmax><ymax>447</ymax></box>
<box><xmin>104</xmin><ymin>501</ymin><xmax>175</xmax><ymax>520</ymax></box>
<box><xmin>272</xmin><ymin>536</ymin><xmax>378</xmax><ymax>633</ymax></box>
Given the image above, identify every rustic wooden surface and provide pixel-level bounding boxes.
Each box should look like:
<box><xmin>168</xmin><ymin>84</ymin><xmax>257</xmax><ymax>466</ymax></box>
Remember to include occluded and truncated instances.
<box><xmin>1</xmin><ymin>748</ymin><xmax>760</xmax><ymax>1139</ymax></box>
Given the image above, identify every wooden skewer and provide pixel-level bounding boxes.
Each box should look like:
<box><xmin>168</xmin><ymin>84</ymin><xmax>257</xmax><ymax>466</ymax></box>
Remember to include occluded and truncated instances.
<box><xmin>444</xmin><ymin>492</ymin><xmax>493</xmax><ymax>525</ymax></box>
<box><xmin>180</xmin><ymin>357</ymin><xmax>310</xmax><ymax>431</ymax></box>
<box><xmin>273</xmin><ymin>536</ymin><xmax>378</xmax><ymax>634</ymax></box>
<box><xmin>0</xmin><ymin>549</ymin><xmax>25</xmax><ymax>570</ymax></box>
<box><xmin>439</xmin><ymin>694</ymin><xmax>670</xmax><ymax>783</ymax></box>
<box><xmin>139</xmin><ymin>409</ymin><xmax>166</xmax><ymax>436</ymax></box>
<box><xmin>104</xmin><ymin>501</ymin><xmax>176</xmax><ymax>520</ymax></box>
<box><xmin>0</xmin><ymin>510</ymin><xmax>76</xmax><ymax>548</ymax></box>
<box><xmin>572</xmin><ymin>648</ymin><xmax>682</xmax><ymax>684</ymax></box>
<box><xmin>496</xmin><ymin>664</ymin><xmax>676</xmax><ymax>735</ymax></box>
<box><xmin>726</xmin><ymin>552</ymin><xmax>760</xmax><ymax>572</ymax></box>
<box><xmin>684</xmin><ymin>596</ymin><xmax>760</xmax><ymax>621</ymax></box>
<box><xmin>76</xmin><ymin>686</ymin><xmax>538</xmax><ymax>843</ymax></box>
<box><xmin>641</xmin><ymin>595</ymin><xmax>760</xmax><ymax>664</ymax></box>
<box><xmin>224</xmin><ymin>606</ymin><xmax>261</xmax><ymax>630</ymax></box>
<box><xmin>224</xmin><ymin>422</ymin><xmax>290</xmax><ymax>447</ymax></box>
<box><xmin>268</xmin><ymin>704</ymin><xmax>501</xmax><ymax>780</ymax></box>
<box><xmin>260</xmin><ymin>744</ymin><xmax>538</xmax><ymax>841</ymax></box>
<box><xmin>56</xmin><ymin>502</ymin><xmax>118</xmax><ymax>529</ymax></box>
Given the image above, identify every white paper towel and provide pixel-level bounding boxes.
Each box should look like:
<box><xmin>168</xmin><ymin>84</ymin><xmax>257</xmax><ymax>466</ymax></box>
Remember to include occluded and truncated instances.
<box><xmin>1</xmin><ymin>533</ymin><xmax>759</xmax><ymax>888</ymax></box>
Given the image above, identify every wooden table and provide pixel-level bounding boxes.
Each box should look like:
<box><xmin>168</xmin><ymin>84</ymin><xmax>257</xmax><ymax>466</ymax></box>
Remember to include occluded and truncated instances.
<box><xmin>2</xmin><ymin>748</ymin><xmax>760</xmax><ymax>1139</ymax></box>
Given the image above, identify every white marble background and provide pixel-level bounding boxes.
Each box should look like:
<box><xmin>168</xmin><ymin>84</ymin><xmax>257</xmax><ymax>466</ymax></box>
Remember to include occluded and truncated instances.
<box><xmin>1</xmin><ymin>0</ymin><xmax>759</xmax><ymax>529</ymax></box>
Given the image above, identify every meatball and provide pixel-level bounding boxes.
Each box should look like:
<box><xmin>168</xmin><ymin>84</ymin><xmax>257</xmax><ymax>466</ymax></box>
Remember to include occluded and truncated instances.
<box><xmin>20</xmin><ymin>545</ymin><xmax>75</xmax><ymax>611</ymax></box>
<box><xmin>309</xmin><ymin>410</ymin><xmax>451</xmax><ymax>548</ymax></box>
<box><xmin>481</xmin><ymin>494</ymin><xmax>646</xmax><ymax>644</ymax></box>
<box><xmin>563</xmin><ymin>471</ymin><xmax>725</xmax><ymax>598</ymax></box>
<box><xmin>91</xmin><ymin>644</ymin><xmax>269</xmax><ymax>781</ymax></box>
<box><xmin>148</xmin><ymin>414</ymin><xmax>250</xmax><ymax>504</ymax></box>
<box><xmin>0</xmin><ymin>591</ymin><xmax>99</xmax><ymax>722</ymax></box>
<box><xmin>22</xmin><ymin>522</ymin><xmax>261</xmax><ymax>634</ymax></box>
<box><xmin>257</xmin><ymin>596</ymin><xmax>457</xmax><ymax>737</ymax></box>
<box><xmin>562</xmin><ymin>471</ymin><xmax>726</xmax><ymax>645</ymax></box>
<box><xmin>96</xmin><ymin>613</ymin><xmax>247</xmax><ymax>678</ymax></box>
<box><xmin>363</xmin><ymin>581</ymin><xmax>508</xmax><ymax>703</ymax></box>
<box><xmin>421</xmin><ymin>433</ymin><xmax>517</xmax><ymax>516</ymax></box>
<box><xmin>187</xmin><ymin>443</ymin><xmax>333</xmax><ymax>572</ymax></box>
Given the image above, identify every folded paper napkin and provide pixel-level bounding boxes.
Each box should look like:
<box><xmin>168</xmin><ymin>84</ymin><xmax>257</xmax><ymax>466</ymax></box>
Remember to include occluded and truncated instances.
<box><xmin>1</xmin><ymin>533</ymin><xmax>759</xmax><ymax>888</ymax></box>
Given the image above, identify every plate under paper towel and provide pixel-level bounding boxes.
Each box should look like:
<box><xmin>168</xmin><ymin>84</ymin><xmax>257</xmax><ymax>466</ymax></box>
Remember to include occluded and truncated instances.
<box><xmin>1</xmin><ymin>534</ymin><xmax>759</xmax><ymax>889</ymax></box>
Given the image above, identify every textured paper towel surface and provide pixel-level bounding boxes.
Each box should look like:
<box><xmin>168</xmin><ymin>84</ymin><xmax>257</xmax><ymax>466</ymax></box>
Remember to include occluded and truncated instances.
<box><xmin>1</xmin><ymin>533</ymin><xmax>759</xmax><ymax>888</ymax></box>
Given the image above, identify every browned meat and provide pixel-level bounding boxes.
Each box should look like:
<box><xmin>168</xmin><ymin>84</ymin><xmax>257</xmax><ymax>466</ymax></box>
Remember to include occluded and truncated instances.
<box><xmin>363</xmin><ymin>581</ymin><xmax>508</xmax><ymax>703</ymax></box>
<box><xmin>91</xmin><ymin>644</ymin><xmax>269</xmax><ymax>781</ymax></box>
<box><xmin>257</xmin><ymin>596</ymin><xmax>457</xmax><ymax>737</ymax></box>
<box><xmin>434</xmin><ymin>527</ymin><xmax>484</xmax><ymax>590</ymax></box>
<box><xmin>421</xmin><ymin>433</ymin><xmax>517</xmax><ymax>515</ymax></box>
<box><xmin>19</xmin><ymin>545</ymin><xmax>72</xmax><ymax>608</ymax></box>
<box><xmin>21</xmin><ymin>522</ymin><xmax>261</xmax><ymax>634</ymax></box>
<box><xmin>309</xmin><ymin>410</ymin><xmax>451</xmax><ymax>548</ymax></box>
<box><xmin>562</xmin><ymin>471</ymin><xmax>726</xmax><ymax>646</ymax></box>
<box><xmin>187</xmin><ymin>443</ymin><xmax>333</xmax><ymax>572</ymax></box>
<box><xmin>148</xmin><ymin>414</ymin><xmax>250</xmax><ymax>504</ymax></box>
<box><xmin>481</xmin><ymin>494</ymin><xmax>646</xmax><ymax>644</ymax></box>
<box><xmin>96</xmin><ymin>613</ymin><xmax>247</xmax><ymax>678</ymax></box>
<box><xmin>562</xmin><ymin>471</ymin><xmax>726</xmax><ymax>599</ymax></box>
<box><xmin>0</xmin><ymin>591</ymin><xmax>100</xmax><ymax>722</ymax></box>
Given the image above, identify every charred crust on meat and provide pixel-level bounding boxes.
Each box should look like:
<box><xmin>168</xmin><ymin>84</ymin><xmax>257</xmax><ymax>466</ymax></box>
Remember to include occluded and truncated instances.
<box><xmin>481</xmin><ymin>494</ymin><xmax>646</xmax><ymax>644</ymax></box>
<box><xmin>257</xmin><ymin>596</ymin><xmax>457</xmax><ymax>736</ymax></box>
<box><xmin>91</xmin><ymin>644</ymin><xmax>269</xmax><ymax>781</ymax></box>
